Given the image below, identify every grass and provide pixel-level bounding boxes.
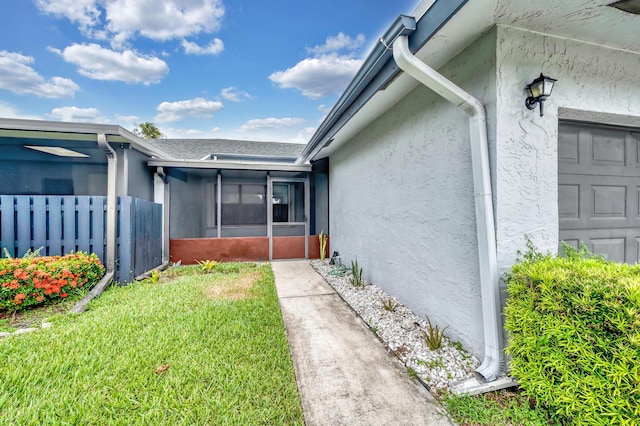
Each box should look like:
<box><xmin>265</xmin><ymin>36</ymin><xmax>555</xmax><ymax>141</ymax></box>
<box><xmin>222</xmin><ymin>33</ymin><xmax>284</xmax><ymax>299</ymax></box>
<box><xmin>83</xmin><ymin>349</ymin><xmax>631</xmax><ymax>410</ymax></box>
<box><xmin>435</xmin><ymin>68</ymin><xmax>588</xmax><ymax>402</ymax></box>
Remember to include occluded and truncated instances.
<box><xmin>0</xmin><ymin>262</ymin><xmax>304</xmax><ymax>425</ymax></box>
<box><xmin>440</xmin><ymin>389</ymin><xmax>558</xmax><ymax>426</ymax></box>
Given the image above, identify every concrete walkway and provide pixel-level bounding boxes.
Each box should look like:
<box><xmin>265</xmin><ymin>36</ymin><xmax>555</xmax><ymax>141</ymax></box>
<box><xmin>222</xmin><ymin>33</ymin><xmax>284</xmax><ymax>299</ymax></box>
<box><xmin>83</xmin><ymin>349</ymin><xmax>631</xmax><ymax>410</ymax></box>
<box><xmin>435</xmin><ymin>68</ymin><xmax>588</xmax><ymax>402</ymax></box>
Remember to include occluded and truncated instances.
<box><xmin>272</xmin><ymin>261</ymin><xmax>454</xmax><ymax>426</ymax></box>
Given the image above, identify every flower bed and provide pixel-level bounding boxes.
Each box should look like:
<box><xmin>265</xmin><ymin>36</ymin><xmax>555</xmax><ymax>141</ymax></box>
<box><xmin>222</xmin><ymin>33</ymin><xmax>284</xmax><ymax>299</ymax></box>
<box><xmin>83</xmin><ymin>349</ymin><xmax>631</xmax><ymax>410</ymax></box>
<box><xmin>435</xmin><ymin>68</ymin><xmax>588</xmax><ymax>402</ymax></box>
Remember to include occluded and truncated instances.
<box><xmin>0</xmin><ymin>252</ymin><xmax>104</xmax><ymax>311</ymax></box>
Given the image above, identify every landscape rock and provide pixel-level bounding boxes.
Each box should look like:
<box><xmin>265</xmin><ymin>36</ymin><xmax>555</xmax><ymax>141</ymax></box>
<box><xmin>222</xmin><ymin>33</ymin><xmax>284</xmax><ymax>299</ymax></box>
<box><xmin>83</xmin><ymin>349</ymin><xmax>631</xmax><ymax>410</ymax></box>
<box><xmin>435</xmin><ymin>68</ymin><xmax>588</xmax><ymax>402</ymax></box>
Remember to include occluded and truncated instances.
<box><xmin>310</xmin><ymin>259</ymin><xmax>478</xmax><ymax>390</ymax></box>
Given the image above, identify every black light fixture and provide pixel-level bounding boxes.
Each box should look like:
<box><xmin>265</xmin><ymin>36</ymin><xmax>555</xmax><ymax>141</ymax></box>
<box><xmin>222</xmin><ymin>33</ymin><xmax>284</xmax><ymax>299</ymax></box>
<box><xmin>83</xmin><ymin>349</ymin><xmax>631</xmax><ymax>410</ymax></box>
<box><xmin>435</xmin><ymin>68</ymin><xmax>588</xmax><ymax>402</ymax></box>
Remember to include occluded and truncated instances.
<box><xmin>525</xmin><ymin>73</ymin><xmax>557</xmax><ymax>117</ymax></box>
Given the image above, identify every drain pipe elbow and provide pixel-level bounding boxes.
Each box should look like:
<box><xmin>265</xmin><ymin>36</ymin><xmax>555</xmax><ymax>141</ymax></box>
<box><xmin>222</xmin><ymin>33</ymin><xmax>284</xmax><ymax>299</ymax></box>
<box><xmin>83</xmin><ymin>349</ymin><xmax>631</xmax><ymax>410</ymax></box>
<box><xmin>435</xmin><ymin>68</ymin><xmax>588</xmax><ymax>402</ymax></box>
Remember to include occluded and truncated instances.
<box><xmin>392</xmin><ymin>35</ymin><xmax>503</xmax><ymax>382</ymax></box>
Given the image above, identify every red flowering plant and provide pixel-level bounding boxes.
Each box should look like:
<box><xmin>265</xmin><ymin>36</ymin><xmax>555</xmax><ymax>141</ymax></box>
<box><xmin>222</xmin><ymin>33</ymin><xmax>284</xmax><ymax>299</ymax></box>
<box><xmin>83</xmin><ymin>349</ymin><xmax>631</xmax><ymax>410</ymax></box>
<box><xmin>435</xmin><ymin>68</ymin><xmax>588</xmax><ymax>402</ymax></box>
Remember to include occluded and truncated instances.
<box><xmin>0</xmin><ymin>252</ymin><xmax>104</xmax><ymax>311</ymax></box>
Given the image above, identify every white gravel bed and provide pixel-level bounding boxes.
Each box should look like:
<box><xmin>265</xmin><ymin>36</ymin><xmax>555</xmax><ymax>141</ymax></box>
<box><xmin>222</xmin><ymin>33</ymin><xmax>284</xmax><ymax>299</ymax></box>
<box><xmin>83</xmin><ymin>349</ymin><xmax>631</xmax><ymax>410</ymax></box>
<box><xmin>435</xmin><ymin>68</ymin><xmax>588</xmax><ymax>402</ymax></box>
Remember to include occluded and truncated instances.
<box><xmin>310</xmin><ymin>259</ymin><xmax>479</xmax><ymax>391</ymax></box>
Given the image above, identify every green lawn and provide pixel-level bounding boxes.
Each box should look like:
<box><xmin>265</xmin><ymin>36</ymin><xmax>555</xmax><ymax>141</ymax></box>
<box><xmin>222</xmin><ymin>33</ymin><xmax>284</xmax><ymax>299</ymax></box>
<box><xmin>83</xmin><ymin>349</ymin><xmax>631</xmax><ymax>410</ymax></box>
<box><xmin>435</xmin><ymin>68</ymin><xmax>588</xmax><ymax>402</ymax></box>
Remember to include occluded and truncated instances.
<box><xmin>440</xmin><ymin>389</ymin><xmax>558</xmax><ymax>426</ymax></box>
<box><xmin>0</xmin><ymin>263</ymin><xmax>304</xmax><ymax>425</ymax></box>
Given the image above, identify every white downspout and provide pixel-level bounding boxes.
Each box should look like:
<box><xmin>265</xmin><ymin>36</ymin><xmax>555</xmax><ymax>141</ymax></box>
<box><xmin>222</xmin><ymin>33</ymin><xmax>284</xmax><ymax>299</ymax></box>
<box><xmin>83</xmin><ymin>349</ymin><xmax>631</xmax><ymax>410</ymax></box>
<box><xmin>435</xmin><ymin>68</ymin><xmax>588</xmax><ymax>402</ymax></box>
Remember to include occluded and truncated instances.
<box><xmin>97</xmin><ymin>133</ymin><xmax>117</xmax><ymax>275</ymax></box>
<box><xmin>393</xmin><ymin>35</ymin><xmax>502</xmax><ymax>382</ymax></box>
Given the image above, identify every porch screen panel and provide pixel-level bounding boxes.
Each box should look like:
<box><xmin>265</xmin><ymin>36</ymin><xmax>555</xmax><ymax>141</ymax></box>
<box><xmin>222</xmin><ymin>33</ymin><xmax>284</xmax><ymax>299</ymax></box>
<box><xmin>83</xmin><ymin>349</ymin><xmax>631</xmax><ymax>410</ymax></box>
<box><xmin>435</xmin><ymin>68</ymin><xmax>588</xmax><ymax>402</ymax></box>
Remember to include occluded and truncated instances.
<box><xmin>221</xmin><ymin>183</ymin><xmax>266</xmax><ymax>226</ymax></box>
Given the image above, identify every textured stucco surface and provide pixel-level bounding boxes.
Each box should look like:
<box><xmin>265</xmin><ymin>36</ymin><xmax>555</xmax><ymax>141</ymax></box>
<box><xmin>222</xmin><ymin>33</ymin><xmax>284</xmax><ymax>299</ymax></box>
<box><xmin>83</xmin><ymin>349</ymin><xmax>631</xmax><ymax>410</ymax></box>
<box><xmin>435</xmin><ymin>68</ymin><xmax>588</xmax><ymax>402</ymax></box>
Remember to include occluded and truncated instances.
<box><xmin>125</xmin><ymin>148</ymin><xmax>154</xmax><ymax>201</ymax></box>
<box><xmin>329</xmin><ymin>32</ymin><xmax>497</xmax><ymax>357</ymax></box>
<box><xmin>494</xmin><ymin>26</ymin><xmax>640</xmax><ymax>272</ymax></box>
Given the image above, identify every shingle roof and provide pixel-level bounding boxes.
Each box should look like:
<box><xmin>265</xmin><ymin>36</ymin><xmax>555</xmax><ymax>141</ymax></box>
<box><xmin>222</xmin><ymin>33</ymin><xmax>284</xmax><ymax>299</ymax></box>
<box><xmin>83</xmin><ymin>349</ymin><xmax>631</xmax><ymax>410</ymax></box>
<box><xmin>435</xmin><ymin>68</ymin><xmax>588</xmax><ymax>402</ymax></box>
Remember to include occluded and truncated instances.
<box><xmin>150</xmin><ymin>138</ymin><xmax>305</xmax><ymax>160</ymax></box>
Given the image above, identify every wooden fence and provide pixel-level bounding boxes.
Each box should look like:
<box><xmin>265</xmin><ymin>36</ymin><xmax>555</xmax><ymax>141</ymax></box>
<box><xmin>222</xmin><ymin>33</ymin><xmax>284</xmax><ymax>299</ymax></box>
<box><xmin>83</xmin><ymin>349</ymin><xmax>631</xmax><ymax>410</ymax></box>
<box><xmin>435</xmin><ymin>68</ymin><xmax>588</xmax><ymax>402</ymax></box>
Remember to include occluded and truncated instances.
<box><xmin>0</xmin><ymin>195</ymin><xmax>162</xmax><ymax>283</ymax></box>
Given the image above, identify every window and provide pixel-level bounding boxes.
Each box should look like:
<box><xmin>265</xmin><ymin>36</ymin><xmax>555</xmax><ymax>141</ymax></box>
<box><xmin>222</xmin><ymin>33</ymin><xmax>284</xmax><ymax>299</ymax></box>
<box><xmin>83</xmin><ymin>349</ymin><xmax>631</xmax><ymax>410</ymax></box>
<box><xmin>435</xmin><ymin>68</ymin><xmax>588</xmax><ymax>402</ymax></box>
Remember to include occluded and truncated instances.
<box><xmin>221</xmin><ymin>183</ymin><xmax>266</xmax><ymax>225</ymax></box>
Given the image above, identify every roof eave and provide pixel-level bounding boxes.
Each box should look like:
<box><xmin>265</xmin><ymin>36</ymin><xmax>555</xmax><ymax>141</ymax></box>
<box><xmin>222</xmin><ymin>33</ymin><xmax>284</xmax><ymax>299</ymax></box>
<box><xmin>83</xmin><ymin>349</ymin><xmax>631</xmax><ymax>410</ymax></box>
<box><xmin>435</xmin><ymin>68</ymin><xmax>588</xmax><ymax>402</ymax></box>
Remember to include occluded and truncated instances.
<box><xmin>296</xmin><ymin>0</ymin><xmax>470</xmax><ymax>164</ymax></box>
<box><xmin>0</xmin><ymin>118</ymin><xmax>168</xmax><ymax>159</ymax></box>
<box><xmin>147</xmin><ymin>159</ymin><xmax>312</xmax><ymax>172</ymax></box>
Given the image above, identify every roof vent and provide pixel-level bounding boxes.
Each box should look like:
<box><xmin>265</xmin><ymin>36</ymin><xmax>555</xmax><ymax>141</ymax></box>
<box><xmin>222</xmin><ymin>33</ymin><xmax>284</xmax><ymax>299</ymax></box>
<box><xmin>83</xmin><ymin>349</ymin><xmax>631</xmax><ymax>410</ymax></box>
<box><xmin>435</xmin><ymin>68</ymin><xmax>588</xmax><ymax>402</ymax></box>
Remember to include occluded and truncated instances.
<box><xmin>609</xmin><ymin>0</ymin><xmax>640</xmax><ymax>14</ymax></box>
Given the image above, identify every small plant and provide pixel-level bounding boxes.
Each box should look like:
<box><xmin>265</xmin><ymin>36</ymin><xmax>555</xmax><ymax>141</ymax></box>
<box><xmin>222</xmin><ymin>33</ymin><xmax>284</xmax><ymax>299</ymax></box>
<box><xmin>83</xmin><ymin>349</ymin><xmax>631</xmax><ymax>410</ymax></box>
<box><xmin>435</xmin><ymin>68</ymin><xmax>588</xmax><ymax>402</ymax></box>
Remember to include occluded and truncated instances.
<box><xmin>380</xmin><ymin>297</ymin><xmax>398</xmax><ymax>312</ymax></box>
<box><xmin>318</xmin><ymin>230</ymin><xmax>328</xmax><ymax>261</ymax></box>
<box><xmin>196</xmin><ymin>259</ymin><xmax>219</xmax><ymax>273</ymax></box>
<box><xmin>350</xmin><ymin>258</ymin><xmax>364</xmax><ymax>288</ymax></box>
<box><xmin>420</xmin><ymin>315</ymin><xmax>448</xmax><ymax>351</ymax></box>
<box><xmin>417</xmin><ymin>358</ymin><xmax>446</xmax><ymax>370</ymax></box>
<box><xmin>370</xmin><ymin>325</ymin><xmax>378</xmax><ymax>334</ymax></box>
<box><xmin>406</xmin><ymin>367</ymin><xmax>418</xmax><ymax>380</ymax></box>
<box><xmin>2</xmin><ymin>246</ymin><xmax>44</xmax><ymax>260</ymax></box>
<box><xmin>149</xmin><ymin>269</ymin><xmax>160</xmax><ymax>283</ymax></box>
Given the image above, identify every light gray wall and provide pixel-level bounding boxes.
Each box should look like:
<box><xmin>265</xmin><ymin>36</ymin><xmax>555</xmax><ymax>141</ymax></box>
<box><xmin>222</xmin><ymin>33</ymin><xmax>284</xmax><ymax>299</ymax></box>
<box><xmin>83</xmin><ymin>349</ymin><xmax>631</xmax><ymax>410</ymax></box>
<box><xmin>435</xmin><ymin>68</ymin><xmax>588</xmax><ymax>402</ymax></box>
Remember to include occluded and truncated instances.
<box><xmin>0</xmin><ymin>160</ymin><xmax>107</xmax><ymax>195</ymax></box>
<box><xmin>313</xmin><ymin>172</ymin><xmax>329</xmax><ymax>235</ymax></box>
<box><xmin>125</xmin><ymin>148</ymin><xmax>154</xmax><ymax>201</ymax></box>
<box><xmin>329</xmin><ymin>31</ymin><xmax>497</xmax><ymax>356</ymax></box>
<box><xmin>493</xmin><ymin>26</ymin><xmax>640</xmax><ymax>272</ymax></box>
<box><xmin>169</xmin><ymin>175</ymin><xmax>204</xmax><ymax>238</ymax></box>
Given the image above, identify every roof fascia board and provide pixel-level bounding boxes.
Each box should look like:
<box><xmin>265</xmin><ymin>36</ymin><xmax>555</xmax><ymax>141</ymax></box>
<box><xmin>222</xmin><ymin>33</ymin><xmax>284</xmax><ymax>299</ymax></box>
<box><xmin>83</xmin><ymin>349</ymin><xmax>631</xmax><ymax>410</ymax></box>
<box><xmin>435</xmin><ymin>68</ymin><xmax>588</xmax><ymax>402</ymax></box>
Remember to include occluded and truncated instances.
<box><xmin>296</xmin><ymin>14</ymin><xmax>417</xmax><ymax>164</ymax></box>
<box><xmin>147</xmin><ymin>159</ymin><xmax>312</xmax><ymax>172</ymax></box>
<box><xmin>297</xmin><ymin>0</ymin><xmax>469</xmax><ymax>164</ymax></box>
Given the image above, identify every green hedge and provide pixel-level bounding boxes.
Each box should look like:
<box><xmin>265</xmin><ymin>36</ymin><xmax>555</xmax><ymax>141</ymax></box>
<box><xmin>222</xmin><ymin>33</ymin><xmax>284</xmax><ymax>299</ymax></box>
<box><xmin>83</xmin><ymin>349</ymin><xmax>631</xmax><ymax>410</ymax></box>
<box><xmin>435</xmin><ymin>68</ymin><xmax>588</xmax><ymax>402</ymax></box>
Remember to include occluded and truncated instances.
<box><xmin>0</xmin><ymin>252</ymin><xmax>104</xmax><ymax>311</ymax></box>
<box><xmin>504</xmin><ymin>244</ymin><xmax>640</xmax><ymax>425</ymax></box>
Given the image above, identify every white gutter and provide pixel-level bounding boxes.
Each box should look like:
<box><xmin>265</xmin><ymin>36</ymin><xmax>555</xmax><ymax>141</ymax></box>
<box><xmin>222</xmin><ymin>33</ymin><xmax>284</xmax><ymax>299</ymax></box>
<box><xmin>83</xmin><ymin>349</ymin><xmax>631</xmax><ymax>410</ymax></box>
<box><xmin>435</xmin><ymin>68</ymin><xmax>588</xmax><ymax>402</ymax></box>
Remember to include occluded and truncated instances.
<box><xmin>393</xmin><ymin>35</ymin><xmax>502</xmax><ymax>382</ymax></box>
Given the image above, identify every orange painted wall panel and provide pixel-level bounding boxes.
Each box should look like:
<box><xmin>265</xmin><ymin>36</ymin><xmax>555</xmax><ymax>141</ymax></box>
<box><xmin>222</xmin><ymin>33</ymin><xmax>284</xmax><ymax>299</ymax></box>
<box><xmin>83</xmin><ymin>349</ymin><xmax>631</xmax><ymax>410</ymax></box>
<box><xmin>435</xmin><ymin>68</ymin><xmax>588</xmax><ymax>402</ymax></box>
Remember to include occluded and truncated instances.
<box><xmin>170</xmin><ymin>235</ymin><xmax>329</xmax><ymax>264</ymax></box>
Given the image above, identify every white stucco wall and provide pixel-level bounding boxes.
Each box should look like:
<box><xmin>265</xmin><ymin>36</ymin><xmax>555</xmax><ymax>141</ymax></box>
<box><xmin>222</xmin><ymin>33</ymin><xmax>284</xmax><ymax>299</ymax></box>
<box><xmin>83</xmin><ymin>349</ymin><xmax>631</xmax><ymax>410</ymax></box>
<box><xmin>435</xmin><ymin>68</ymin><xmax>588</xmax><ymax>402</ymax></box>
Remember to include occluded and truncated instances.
<box><xmin>329</xmin><ymin>32</ymin><xmax>497</xmax><ymax>356</ymax></box>
<box><xmin>494</xmin><ymin>26</ymin><xmax>640</xmax><ymax>272</ymax></box>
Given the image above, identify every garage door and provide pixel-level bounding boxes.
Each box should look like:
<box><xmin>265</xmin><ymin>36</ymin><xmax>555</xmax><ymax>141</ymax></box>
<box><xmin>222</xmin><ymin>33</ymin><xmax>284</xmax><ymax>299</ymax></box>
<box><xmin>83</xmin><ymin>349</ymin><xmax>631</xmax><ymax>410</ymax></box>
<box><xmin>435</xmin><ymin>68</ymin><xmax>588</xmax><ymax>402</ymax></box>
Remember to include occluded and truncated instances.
<box><xmin>558</xmin><ymin>123</ymin><xmax>640</xmax><ymax>263</ymax></box>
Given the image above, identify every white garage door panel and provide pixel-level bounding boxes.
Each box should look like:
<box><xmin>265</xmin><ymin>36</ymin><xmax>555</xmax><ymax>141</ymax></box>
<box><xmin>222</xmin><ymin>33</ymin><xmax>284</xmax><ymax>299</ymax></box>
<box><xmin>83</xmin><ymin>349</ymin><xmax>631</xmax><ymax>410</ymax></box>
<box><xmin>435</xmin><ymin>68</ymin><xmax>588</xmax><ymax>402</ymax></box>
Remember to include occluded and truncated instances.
<box><xmin>559</xmin><ymin>123</ymin><xmax>640</xmax><ymax>263</ymax></box>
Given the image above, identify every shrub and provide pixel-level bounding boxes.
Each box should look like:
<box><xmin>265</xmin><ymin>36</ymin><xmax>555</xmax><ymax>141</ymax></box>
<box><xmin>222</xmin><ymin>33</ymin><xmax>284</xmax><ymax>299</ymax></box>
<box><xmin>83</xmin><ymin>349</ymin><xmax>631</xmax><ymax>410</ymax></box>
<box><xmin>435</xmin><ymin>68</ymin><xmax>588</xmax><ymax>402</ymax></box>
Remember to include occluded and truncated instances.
<box><xmin>350</xmin><ymin>258</ymin><xmax>364</xmax><ymax>288</ymax></box>
<box><xmin>0</xmin><ymin>252</ymin><xmax>104</xmax><ymax>311</ymax></box>
<box><xmin>421</xmin><ymin>315</ymin><xmax>447</xmax><ymax>351</ymax></box>
<box><xmin>196</xmin><ymin>259</ymin><xmax>219</xmax><ymax>273</ymax></box>
<box><xmin>504</xmin><ymin>244</ymin><xmax>640</xmax><ymax>425</ymax></box>
<box><xmin>319</xmin><ymin>230</ymin><xmax>328</xmax><ymax>261</ymax></box>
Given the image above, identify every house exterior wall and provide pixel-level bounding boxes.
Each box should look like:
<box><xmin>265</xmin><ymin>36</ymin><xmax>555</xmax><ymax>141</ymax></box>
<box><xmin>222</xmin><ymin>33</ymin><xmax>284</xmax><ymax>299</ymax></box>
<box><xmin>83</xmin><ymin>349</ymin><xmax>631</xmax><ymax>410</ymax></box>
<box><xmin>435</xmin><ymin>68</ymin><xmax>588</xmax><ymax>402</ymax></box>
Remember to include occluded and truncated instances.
<box><xmin>125</xmin><ymin>147</ymin><xmax>154</xmax><ymax>201</ymax></box>
<box><xmin>494</xmin><ymin>26</ymin><xmax>640</xmax><ymax>272</ymax></box>
<box><xmin>0</xmin><ymin>160</ymin><xmax>107</xmax><ymax>195</ymax></box>
<box><xmin>312</xmin><ymin>171</ymin><xmax>329</xmax><ymax>235</ymax></box>
<box><xmin>328</xmin><ymin>32</ymin><xmax>497</xmax><ymax>356</ymax></box>
<box><xmin>169</xmin><ymin>175</ymin><xmax>204</xmax><ymax>238</ymax></box>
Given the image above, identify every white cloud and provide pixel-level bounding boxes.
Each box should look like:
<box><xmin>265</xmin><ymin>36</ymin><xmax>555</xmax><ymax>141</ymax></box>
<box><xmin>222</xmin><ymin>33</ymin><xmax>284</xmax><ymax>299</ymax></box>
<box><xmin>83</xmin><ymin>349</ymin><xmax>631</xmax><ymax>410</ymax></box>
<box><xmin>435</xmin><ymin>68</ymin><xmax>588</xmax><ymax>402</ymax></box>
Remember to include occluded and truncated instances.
<box><xmin>163</xmin><ymin>128</ymin><xmax>205</xmax><ymax>138</ymax></box>
<box><xmin>49</xmin><ymin>106</ymin><xmax>107</xmax><ymax>122</ymax></box>
<box><xmin>36</xmin><ymin>0</ymin><xmax>225</xmax><ymax>46</ymax></box>
<box><xmin>115</xmin><ymin>114</ymin><xmax>139</xmax><ymax>126</ymax></box>
<box><xmin>0</xmin><ymin>50</ymin><xmax>79</xmax><ymax>98</ymax></box>
<box><xmin>51</xmin><ymin>43</ymin><xmax>168</xmax><ymax>84</ymax></box>
<box><xmin>220</xmin><ymin>86</ymin><xmax>253</xmax><ymax>102</ymax></box>
<box><xmin>269</xmin><ymin>53</ymin><xmax>362</xmax><ymax>99</ymax></box>
<box><xmin>270</xmin><ymin>32</ymin><xmax>366</xmax><ymax>99</ymax></box>
<box><xmin>154</xmin><ymin>98</ymin><xmax>224</xmax><ymax>123</ymax></box>
<box><xmin>307</xmin><ymin>32</ymin><xmax>365</xmax><ymax>55</ymax></box>
<box><xmin>182</xmin><ymin>38</ymin><xmax>224</xmax><ymax>55</ymax></box>
<box><xmin>35</xmin><ymin>0</ymin><xmax>102</xmax><ymax>36</ymax></box>
<box><xmin>317</xmin><ymin>104</ymin><xmax>332</xmax><ymax>115</ymax></box>
<box><xmin>239</xmin><ymin>117</ymin><xmax>306</xmax><ymax>131</ymax></box>
<box><xmin>0</xmin><ymin>101</ymin><xmax>41</xmax><ymax>120</ymax></box>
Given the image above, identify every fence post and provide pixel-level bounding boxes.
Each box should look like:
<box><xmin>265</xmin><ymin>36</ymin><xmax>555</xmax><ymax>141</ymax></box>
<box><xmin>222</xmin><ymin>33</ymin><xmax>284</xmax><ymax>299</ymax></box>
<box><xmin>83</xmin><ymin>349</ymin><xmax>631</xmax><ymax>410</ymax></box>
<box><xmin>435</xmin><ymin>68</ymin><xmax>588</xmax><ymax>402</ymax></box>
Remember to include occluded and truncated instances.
<box><xmin>118</xmin><ymin>196</ymin><xmax>133</xmax><ymax>284</ymax></box>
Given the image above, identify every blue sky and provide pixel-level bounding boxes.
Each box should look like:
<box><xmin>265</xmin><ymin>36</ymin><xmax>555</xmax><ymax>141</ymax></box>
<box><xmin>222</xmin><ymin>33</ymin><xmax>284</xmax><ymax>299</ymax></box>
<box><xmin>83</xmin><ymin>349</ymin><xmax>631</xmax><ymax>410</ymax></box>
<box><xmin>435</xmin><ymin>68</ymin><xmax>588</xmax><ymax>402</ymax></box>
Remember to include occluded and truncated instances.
<box><xmin>0</xmin><ymin>0</ymin><xmax>418</xmax><ymax>142</ymax></box>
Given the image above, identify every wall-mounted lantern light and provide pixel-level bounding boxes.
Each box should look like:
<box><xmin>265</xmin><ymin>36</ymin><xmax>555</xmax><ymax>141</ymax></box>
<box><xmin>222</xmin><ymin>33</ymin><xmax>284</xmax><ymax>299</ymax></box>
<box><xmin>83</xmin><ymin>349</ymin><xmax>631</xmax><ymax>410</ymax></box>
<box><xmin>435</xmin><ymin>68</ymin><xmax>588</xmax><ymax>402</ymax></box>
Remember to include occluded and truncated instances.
<box><xmin>525</xmin><ymin>73</ymin><xmax>557</xmax><ymax>117</ymax></box>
